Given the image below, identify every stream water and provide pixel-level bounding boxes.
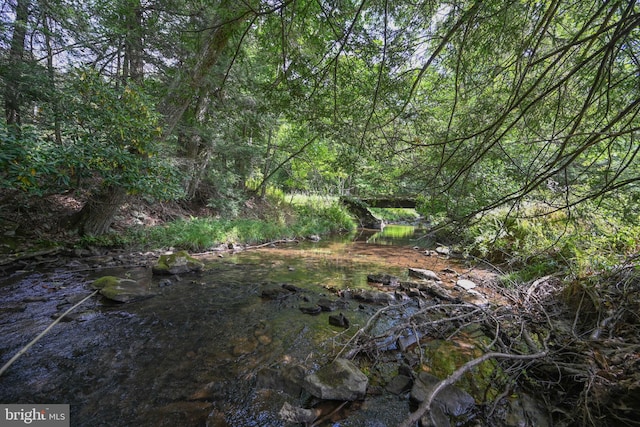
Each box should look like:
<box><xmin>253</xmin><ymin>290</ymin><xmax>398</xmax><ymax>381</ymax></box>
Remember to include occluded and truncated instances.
<box><xmin>0</xmin><ymin>226</ymin><xmax>513</xmax><ymax>426</ymax></box>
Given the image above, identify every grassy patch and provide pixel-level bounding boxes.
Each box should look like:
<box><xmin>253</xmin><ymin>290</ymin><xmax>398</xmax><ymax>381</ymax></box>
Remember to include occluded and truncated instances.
<box><xmin>113</xmin><ymin>194</ymin><xmax>356</xmax><ymax>252</ymax></box>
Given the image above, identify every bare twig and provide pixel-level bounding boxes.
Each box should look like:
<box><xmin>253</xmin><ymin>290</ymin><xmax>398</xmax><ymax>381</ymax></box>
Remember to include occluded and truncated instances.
<box><xmin>334</xmin><ymin>304</ymin><xmax>402</xmax><ymax>361</ymax></box>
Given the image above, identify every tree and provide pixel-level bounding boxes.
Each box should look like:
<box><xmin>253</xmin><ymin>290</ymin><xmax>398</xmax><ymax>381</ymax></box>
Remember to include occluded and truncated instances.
<box><xmin>70</xmin><ymin>0</ymin><xmax>148</xmax><ymax>235</ymax></box>
<box><xmin>65</xmin><ymin>70</ymin><xmax>182</xmax><ymax>235</ymax></box>
<box><xmin>4</xmin><ymin>0</ymin><xmax>30</xmax><ymax>128</ymax></box>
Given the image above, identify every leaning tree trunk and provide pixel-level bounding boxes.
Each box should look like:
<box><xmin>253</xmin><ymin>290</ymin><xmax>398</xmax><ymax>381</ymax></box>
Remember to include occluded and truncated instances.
<box><xmin>72</xmin><ymin>185</ymin><xmax>128</xmax><ymax>236</ymax></box>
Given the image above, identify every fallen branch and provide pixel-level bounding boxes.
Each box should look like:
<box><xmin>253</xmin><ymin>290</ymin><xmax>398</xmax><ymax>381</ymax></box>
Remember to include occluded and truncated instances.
<box><xmin>0</xmin><ymin>247</ymin><xmax>64</xmax><ymax>266</ymax></box>
<box><xmin>0</xmin><ymin>289</ymin><xmax>100</xmax><ymax>377</ymax></box>
<box><xmin>334</xmin><ymin>304</ymin><xmax>403</xmax><ymax>361</ymax></box>
<box><xmin>245</xmin><ymin>239</ymin><xmax>299</xmax><ymax>250</ymax></box>
<box><xmin>398</xmin><ymin>350</ymin><xmax>548</xmax><ymax>427</ymax></box>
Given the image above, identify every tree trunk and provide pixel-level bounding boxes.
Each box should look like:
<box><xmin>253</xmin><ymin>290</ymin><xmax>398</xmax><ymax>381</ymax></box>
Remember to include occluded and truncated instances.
<box><xmin>123</xmin><ymin>1</ymin><xmax>144</xmax><ymax>85</ymax></box>
<box><xmin>72</xmin><ymin>186</ymin><xmax>128</xmax><ymax>236</ymax></box>
<box><xmin>43</xmin><ymin>14</ymin><xmax>62</xmax><ymax>143</ymax></box>
<box><xmin>5</xmin><ymin>0</ymin><xmax>30</xmax><ymax>128</ymax></box>
<box><xmin>160</xmin><ymin>2</ymin><xmax>241</xmax><ymax>138</ymax></box>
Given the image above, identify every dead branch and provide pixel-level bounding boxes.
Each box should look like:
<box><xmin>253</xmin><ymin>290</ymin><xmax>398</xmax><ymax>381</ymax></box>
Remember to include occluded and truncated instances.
<box><xmin>398</xmin><ymin>350</ymin><xmax>548</xmax><ymax>427</ymax></box>
<box><xmin>0</xmin><ymin>289</ymin><xmax>99</xmax><ymax>377</ymax></box>
<box><xmin>334</xmin><ymin>303</ymin><xmax>403</xmax><ymax>361</ymax></box>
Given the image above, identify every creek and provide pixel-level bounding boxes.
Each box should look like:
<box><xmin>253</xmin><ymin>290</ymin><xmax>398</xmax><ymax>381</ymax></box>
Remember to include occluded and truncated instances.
<box><xmin>0</xmin><ymin>226</ymin><xmax>544</xmax><ymax>426</ymax></box>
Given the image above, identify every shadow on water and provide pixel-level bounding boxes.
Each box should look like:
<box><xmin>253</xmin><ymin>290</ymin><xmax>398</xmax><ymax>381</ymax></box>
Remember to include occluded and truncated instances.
<box><xmin>0</xmin><ymin>229</ymin><xmax>500</xmax><ymax>426</ymax></box>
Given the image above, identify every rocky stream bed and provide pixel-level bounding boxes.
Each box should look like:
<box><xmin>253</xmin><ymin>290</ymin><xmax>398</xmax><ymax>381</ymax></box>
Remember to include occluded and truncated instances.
<box><xmin>1</xmin><ymin>234</ymin><xmax>639</xmax><ymax>426</ymax></box>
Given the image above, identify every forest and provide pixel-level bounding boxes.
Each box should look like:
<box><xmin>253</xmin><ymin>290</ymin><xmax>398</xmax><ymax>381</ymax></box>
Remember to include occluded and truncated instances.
<box><xmin>1</xmin><ymin>0</ymin><xmax>638</xmax><ymax>237</ymax></box>
<box><xmin>1</xmin><ymin>0</ymin><xmax>640</xmax><ymax>425</ymax></box>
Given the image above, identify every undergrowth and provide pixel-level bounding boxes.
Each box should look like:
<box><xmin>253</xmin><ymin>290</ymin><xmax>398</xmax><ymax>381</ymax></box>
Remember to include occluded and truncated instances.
<box><xmin>462</xmin><ymin>202</ymin><xmax>640</xmax><ymax>283</ymax></box>
<box><xmin>97</xmin><ymin>190</ymin><xmax>356</xmax><ymax>251</ymax></box>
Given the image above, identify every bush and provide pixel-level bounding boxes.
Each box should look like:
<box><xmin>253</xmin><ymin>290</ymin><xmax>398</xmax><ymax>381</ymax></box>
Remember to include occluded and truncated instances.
<box><xmin>464</xmin><ymin>202</ymin><xmax>640</xmax><ymax>281</ymax></box>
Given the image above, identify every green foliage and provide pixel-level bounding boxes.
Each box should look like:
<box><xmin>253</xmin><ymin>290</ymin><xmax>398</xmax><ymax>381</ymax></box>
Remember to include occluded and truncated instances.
<box><xmin>464</xmin><ymin>202</ymin><xmax>640</xmax><ymax>282</ymax></box>
<box><xmin>61</xmin><ymin>70</ymin><xmax>182</xmax><ymax>198</ymax></box>
<box><xmin>0</xmin><ymin>125</ymin><xmax>59</xmax><ymax>193</ymax></box>
<box><xmin>0</xmin><ymin>69</ymin><xmax>183</xmax><ymax>201</ymax></box>
<box><xmin>125</xmin><ymin>196</ymin><xmax>355</xmax><ymax>251</ymax></box>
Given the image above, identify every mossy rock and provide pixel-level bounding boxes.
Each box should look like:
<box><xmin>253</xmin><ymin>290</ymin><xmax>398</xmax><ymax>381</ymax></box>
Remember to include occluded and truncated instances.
<box><xmin>92</xmin><ymin>276</ymin><xmax>154</xmax><ymax>303</ymax></box>
<box><xmin>303</xmin><ymin>358</ymin><xmax>368</xmax><ymax>401</ymax></box>
<box><xmin>92</xmin><ymin>276</ymin><xmax>121</xmax><ymax>290</ymax></box>
<box><xmin>152</xmin><ymin>251</ymin><xmax>204</xmax><ymax>275</ymax></box>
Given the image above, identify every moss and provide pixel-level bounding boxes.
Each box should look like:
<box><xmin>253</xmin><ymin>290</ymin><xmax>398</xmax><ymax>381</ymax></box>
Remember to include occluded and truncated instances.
<box><xmin>153</xmin><ymin>250</ymin><xmax>204</xmax><ymax>274</ymax></box>
<box><xmin>99</xmin><ymin>285</ymin><xmax>123</xmax><ymax>300</ymax></box>
<box><xmin>92</xmin><ymin>276</ymin><xmax>120</xmax><ymax>289</ymax></box>
<box><xmin>316</xmin><ymin>364</ymin><xmax>350</xmax><ymax>387</ymax></box>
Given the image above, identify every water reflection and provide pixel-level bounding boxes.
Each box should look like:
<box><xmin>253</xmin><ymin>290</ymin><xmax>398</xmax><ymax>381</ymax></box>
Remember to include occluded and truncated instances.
<box><xmin>363</xmin><ymin>224</ymin><xmax>432</xmax><ymax>247</ymax></box>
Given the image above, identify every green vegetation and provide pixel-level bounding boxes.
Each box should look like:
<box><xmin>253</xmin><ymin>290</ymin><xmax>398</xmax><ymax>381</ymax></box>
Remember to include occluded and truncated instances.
<box><xmin>1</xmin><ymin>0</ymin><xmax>638</xmax><ymax>281</ymax></box>
<box><xmin>81</xmin><ymin>194</ymin><xmax>356</xmax><ymax>251</ymax></box>
<box><xmin>368</xmin><ymin>208</ymin><xmax>421</xmax><ymax>223</ymax></box>
<box><xmin>461</xmin><ymin>202</ymin><xmax>640</xmax><ymax>282</ymax></box>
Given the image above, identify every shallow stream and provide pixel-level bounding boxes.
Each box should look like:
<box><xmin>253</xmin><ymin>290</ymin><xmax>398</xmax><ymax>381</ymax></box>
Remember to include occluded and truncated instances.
<box><xmin>0</xmin><ymin>226</ymin><xmax>506</xmax><ymax>426</ymax></box>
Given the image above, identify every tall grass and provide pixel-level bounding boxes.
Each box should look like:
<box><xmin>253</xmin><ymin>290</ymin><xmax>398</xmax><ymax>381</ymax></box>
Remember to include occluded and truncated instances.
<box><xmin>117</xmin><ymin>192</ymin><xmax>356</xmax><ymax>252</ymax></box>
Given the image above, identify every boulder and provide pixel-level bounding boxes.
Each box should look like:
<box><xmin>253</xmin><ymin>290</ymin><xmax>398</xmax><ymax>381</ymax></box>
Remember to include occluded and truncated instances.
<box><xmin>92</xmin><ymin>276</ymin><xmax>154</xmax><ymax>303</ymax></box>
<box><xmin>152</xmin><ymin>251</ymin><xmax>204</xmax><ymax>275</ymax></box>
<box><xmin>304</xmin><ymin>358</ymin><xmax>368</xmax><ymax>401</ymax></box>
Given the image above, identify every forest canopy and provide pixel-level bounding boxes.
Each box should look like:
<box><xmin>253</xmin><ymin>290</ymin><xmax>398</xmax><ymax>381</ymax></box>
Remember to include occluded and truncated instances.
<box><xmin>1</xmin><ymin>0</ymin><xmax>638</xmax><ymax>235</ymax></box>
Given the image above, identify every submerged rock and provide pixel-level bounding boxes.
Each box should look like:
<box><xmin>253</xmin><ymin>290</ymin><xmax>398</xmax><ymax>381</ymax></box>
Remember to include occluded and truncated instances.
<box><xmin>317</xmin><ymin>297</ymin><xmax>343</xmax><ymax>311</ymax></box>
<box><xmin>346</xmin><ymin>289</ymin><xmax>395</xmax><ymax>304</ymax></box>
<box><xmin>304</xmin><ymin>358</ymin><xmax>368</xmax><ymax>401</ymax></box>
<box><xmin>257</xmin><ymin>364</ymin><xmax>307</xmax><ymax>397</ymax></box>
<box><xmin>328</xmin><ymin>312</ymin><xmax>350</xmax><ymax>328</ymax></box>
<box><xmin>367</xmin><ymin>274</ymin><xmax>400</xmax><ymax>287</ymax></box>
<box><xmin>300</xmin><ymin>305</ymin><xmax>322</xmax><ymax>315</ymax></box>
<box><xmin>279</xmin><ymin>402</ymin><xmax>316</xmax><ymax>424</ymax></box>
<box><xmin>152</xmin><ymin>251</ymin><xmax>204</xmax><ymax>275</ymax></box>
